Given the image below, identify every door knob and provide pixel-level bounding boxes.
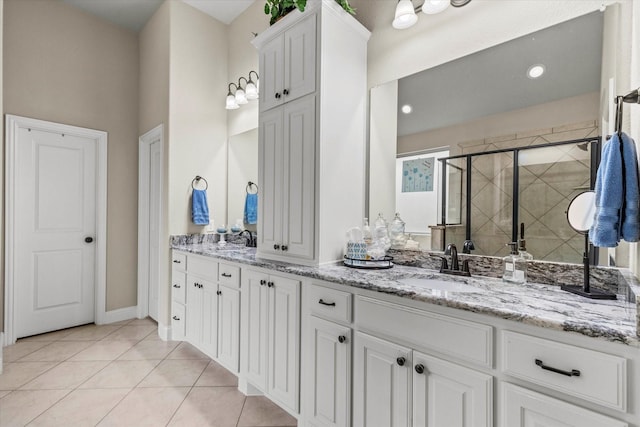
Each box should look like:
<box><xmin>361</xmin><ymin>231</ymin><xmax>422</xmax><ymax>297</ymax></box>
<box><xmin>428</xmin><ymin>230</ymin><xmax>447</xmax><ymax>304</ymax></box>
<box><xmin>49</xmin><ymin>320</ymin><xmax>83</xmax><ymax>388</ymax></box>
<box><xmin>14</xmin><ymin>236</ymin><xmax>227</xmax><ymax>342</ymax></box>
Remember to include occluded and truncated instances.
<box><xmin>415</xmin><ymin>364</ymin><xmax>425</xmax><ymax>374</ymax></box>
<box><xmin>396</xmin><ymin>357</ymin><xmax>406</xmax><ymax>366</ymax></box>
<box><xmin>338</xmin><ymin>335</ymin><xmax>346</xmax><ymax>343</ymax></box>
<box><xmin>84</xmin><ymin>237</ymin><xmax>94</xmax><ymax>243</ymax></box>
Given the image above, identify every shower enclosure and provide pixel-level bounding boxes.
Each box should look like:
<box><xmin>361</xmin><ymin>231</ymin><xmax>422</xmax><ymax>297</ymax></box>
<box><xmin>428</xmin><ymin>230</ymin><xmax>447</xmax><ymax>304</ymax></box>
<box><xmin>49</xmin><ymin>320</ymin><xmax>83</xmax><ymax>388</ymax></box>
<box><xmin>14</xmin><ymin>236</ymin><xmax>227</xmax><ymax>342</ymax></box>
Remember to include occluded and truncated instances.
<box><xmin>439</xmin><ymin>137</ymin><xmax>600</xmax><ymax>264</ymax></box>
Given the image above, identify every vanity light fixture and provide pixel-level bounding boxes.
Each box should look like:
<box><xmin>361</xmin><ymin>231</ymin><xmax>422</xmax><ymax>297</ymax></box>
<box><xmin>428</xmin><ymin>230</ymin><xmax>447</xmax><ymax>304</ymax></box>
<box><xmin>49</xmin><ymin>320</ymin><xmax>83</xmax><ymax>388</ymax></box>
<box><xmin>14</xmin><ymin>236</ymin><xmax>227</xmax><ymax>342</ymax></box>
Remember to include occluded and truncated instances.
<box><xmin>392</xmin><ymin>0</ymin><xmax>471</xmax><ymax>30</ymax></box>
<box><xmin>401</xmin><ymin>104</ymin><xmax>413</xmax><ymax>114</ymax></box>
<box><xmin>226</xmin><ymin>83</ymin><xmax>240</xmax><ymax>110</ymax></box>
<box><xmin>225</xmin><ymin>71</ymin><xmax>259</xmax><ymax>109</ymax></box>
<box><xmin>527</xmin><ymin>64</ymin><xmax>545</xmax><ymax>79</ymax></box>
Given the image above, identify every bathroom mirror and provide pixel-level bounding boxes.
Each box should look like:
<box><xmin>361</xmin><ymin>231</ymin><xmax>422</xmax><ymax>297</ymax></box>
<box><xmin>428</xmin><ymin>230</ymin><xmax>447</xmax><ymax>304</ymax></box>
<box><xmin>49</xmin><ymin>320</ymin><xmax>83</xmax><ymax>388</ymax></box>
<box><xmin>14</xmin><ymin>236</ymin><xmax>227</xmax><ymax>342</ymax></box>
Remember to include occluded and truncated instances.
<box><xmin>227</xmin><ymin>128</ymin><xmax>258</xmax><ymax>231</ymax></box>
<box><xmin>367</xmin><ymin>8</ymin><xmax>630</xmax><ymax>266</ymax></box>
<box><xmin>567</xmin><ymin>191</ymin><xmax>596</xmax><ymax>233</ymax></box>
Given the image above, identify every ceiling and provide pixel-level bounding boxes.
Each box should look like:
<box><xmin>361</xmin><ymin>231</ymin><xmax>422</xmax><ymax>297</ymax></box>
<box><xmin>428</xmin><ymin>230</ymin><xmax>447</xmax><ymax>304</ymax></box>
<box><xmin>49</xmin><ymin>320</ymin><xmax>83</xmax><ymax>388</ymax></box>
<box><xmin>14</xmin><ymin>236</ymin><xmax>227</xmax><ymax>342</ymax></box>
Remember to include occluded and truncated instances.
<box><xmin>397</xmin><ymin>11</ymin><xmax>604</xmax><ymax>137</ymax></box>
<box><xmin>61</xmin><ymin>0</ymin><xmax>256</xmax><ymax>32</ymax></box>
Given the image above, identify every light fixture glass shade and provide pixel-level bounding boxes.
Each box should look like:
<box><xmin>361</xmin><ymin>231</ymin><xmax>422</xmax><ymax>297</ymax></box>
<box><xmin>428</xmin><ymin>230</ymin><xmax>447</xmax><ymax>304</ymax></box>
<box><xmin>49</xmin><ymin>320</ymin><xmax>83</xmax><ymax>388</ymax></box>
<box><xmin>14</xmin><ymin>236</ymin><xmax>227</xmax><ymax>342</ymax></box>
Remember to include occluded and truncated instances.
<box><xmin>392</xmin><ymin>0</ymin><xmax>417</xmax><ymax>29</ymax></box>
<box><xmin>235</xmin><ymin>88</ymin><xmax>248</xmax><ymax>105</ymax></box>
<box><xmin>226</xmin><ymin>94</ymin><xmax>239</xmax><ymax>110</ymax></box>
<box><xmin>245</xmin><ymin>81</ymin><xmax>258</xmax><ymax>100</ymax></box>
<box><xmin>422</xmin><ymin>0</ymin><xmax>449</xmax><ymax>14</ymax></box>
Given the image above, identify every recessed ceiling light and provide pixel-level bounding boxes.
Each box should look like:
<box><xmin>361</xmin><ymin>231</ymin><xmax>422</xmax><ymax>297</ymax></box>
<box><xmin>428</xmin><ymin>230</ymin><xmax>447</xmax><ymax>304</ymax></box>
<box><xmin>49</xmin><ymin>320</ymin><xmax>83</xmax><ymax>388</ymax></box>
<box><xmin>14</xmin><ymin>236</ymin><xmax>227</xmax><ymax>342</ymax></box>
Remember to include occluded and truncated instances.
<box><xmin>401</xmin><ymin>104</ymin><xmax>413</xmax><ymax>114</ymax></box>
<box><xmin>527</xmin><ymin>64</ymin><xmax>545</xmax><ymax>79</ymax></box>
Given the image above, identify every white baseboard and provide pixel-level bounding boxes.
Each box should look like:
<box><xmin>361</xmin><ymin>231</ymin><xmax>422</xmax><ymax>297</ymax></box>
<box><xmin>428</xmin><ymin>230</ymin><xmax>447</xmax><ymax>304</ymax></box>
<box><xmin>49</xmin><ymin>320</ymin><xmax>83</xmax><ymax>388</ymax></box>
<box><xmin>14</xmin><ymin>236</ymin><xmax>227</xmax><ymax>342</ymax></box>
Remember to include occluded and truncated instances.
<box><xmin>157</xmin><ymin>322</ymin><xmax>171</xmax><ymax>341</ymax></box>
<box><xmin>0</xmin><ymin>332</ymin><xmax>4</xmax><ymax>374</ymax></box>
<box><xmin>101</xmin><ymin>306</ymin><xmax>138</xmax><ymax>324</ymax></box>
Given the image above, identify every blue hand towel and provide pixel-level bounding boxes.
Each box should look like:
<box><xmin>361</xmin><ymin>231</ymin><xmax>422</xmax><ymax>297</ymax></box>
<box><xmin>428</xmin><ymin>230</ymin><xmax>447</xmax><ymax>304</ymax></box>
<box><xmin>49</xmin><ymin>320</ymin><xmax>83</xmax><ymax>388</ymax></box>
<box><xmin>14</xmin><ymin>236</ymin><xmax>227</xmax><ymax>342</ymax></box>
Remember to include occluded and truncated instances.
<box><xmin>590</xmin><ymin>132</ymin><xmax>640</xmax><ymax>246</ymax></box>
<box><xmin>244</xmin><ymin>193</ymin><xmax>258</xmax><ymax>225</ymax></box>
<box><xmin>192</xmin><ymin>189</ymin><xmax>210</xmax><ymax>225</ymax></box>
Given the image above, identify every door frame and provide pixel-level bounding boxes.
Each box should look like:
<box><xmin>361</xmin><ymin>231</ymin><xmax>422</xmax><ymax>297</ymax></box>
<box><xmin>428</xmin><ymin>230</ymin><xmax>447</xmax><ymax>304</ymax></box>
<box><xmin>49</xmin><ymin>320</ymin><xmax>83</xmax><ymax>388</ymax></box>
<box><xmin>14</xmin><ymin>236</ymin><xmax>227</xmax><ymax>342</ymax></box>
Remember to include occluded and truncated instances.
<box><xmin>4</xmin><ymin>115</ymin><xmax>108</xmax><ymax>345</ymax></box>
<box><xmin>137</xmin><ymin>124</ymin><xmax>164</xmax><ymax>319</ymax></box>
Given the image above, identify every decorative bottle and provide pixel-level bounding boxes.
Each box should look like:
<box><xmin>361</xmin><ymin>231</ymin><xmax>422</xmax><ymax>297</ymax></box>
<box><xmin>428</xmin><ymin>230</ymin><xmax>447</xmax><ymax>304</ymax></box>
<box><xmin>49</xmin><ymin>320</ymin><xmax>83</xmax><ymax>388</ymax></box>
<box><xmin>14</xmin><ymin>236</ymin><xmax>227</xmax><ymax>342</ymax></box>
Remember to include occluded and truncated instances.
<box><xmin>503</xmin><ymin>242</ymin><xmax>527</xmax><ymax>284</ymax></box>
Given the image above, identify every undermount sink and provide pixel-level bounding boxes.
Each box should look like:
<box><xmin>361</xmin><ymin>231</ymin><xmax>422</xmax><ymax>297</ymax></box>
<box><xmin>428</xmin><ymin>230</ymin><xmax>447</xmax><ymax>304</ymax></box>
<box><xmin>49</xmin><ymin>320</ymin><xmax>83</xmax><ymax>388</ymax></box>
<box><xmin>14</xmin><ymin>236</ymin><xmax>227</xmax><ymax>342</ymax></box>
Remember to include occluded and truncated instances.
<box><xmin>398</xmin><ymin>278</ymin><xmax>483</xmax><ymax>293</ymax></box>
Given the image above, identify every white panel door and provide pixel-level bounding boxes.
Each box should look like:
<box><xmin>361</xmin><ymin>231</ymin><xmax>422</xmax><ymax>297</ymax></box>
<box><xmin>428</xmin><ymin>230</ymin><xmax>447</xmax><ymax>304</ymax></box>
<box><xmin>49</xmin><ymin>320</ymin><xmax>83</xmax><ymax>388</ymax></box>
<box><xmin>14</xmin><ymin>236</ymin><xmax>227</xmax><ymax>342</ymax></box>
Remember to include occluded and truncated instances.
<box><xmin>217</xmin><ymin>284</ymin><xmax>240</xmax><ymax>373</ymax></box>
<box><xmin>147</xmin><ymin>139</ymin><xmax>161</xmax><ymax>320</ymax></box>
<box><xmin>186</xmin><ymin>275</ymin><xmax>203</xmax><ymax>344</ymax></box>
<box><xmin>353</xmin><ymin>332</ymin><xmax>412</xmax><ymax>427</ymax></box>
<box><xmin>15</xmin><ymin>127</ymin><xmax>97</xmax><ymax>338</ymax></box>
<box><xmin>308</xmin><ymin>316</ymin><xmax>351</xmax><ymax>427</ymax></box>
<box><xmin>282</xmin><ymin>95</ymin><xmax>315</xmax><ymax>259</ymax></box>
<box><xmin>268</xmin><ymin>275</ymin><xmax>300</xmax><ymax>412</ymax></box>
<box><xmin>260</xmin><ymin>33</ymin><xmax>284</xmax><ymax>112</ymax></box>
<box><xmin>413</xmin><ymin>351</ymin><xmax>493</xmax><ymax>427</ymax></box>
<box><xmin>200</xmin><ymin>279</ymin><xmax>218</xmax><ymax>358</ymax></box>
<box><xmin>501</xmin><ymin>383</ymin><xmax>627</xmax><ymax>427</ymax></box>
<box><xmin>244</xmin><ymin>269</ymin><xmax>270</xmax><ymax>391</ymax></box>
<box><xmin>283</xmin><ymin>14</ymin><xmax>316</xmax><ymax>103</ymax></box>
<box><xmin>258</xmin><ymin>108</ymin><xmax>284</xmax><ymax>255</ymax></box>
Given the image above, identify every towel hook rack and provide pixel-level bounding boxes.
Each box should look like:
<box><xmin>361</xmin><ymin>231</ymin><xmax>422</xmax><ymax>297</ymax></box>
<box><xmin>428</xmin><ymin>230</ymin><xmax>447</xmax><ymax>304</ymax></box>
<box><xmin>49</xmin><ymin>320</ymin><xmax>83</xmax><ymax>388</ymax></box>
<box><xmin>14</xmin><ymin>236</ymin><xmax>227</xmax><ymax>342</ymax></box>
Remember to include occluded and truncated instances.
<box><xmin>613</xmin><ymin>87</ymin><xmax>639</xmax><ymax>137</ymax></box>
<box><xmin>246</xmin><ymin>181</ymin><xmax>258</xmax><ymax>194</ymax></box>
<box><xmin>192</xmin><ymin>175</ymin><xmax>208</xmax><ymax>191</ymax></box>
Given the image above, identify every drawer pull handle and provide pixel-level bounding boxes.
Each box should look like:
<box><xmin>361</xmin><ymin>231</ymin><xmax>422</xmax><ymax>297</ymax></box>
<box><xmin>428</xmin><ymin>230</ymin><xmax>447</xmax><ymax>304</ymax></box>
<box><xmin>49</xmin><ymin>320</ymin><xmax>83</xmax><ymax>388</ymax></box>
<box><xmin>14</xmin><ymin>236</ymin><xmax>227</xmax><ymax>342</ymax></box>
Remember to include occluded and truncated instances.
<box><xmin>396</xmin><ymin>357</ymin><xmax>406</xmax><ymax>367</ymax></box>
<box><xmin>172</xmin><ymin>315</ymin><xmax>180</xmax><ymax>321</ymax></box>
<box><xmin>318</xmin><ymin>299</ymin><xmax>336</xmax><ymax>307</ymax></box>
<box><xmin>173</xmin><ymin>284</ymin><xmax>181</xmax><ymax>288</ymax></box>
<box><xmin>173</xmin><ymin>260</ymin><xmax>181</xmax><ymax>264</ymax></box>
<box><xmin>415</xmin><ymin>364</ymin><xmax>425</xmax><ymax>374</ymax></box>
<box><xmin>535</xmin><ymin>359</ymin><xmax>580</xmax><ymax>377</ymax></box>
<box><xmin>221</xmin><ymin>273</ymin><xmax>232</xmax><ymax>278</ymax></box>
<box><xmin>338</xmin><ymin>335</ymin><xmax>346</xmax><ymax>343</ymax></box>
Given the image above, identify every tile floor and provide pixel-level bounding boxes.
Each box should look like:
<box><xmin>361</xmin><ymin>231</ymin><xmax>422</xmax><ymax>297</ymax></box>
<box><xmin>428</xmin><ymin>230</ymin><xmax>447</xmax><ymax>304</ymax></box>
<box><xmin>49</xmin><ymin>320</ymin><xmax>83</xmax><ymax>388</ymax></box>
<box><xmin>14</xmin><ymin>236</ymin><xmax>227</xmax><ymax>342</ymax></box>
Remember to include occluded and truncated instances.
<box><xmin>0</xmin><ymin>318</ymin><xmax>298</xmax><ymax>427</ymax></box>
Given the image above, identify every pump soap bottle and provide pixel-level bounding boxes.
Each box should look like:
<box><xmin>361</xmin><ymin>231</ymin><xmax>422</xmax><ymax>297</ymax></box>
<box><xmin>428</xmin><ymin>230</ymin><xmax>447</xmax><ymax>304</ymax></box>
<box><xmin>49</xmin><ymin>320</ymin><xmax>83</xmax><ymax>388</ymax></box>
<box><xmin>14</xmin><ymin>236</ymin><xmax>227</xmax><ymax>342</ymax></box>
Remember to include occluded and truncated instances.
<box><xmin>503</xmin><ymin>242</ymin><xmax>527</xmax><ymax>284</ymax></box>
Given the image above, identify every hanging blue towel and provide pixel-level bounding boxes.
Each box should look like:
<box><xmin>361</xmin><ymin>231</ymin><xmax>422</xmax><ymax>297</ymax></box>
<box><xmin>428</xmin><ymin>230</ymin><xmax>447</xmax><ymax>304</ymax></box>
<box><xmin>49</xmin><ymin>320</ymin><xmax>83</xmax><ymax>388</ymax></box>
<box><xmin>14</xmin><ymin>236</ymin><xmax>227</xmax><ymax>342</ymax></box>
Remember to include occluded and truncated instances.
<box><xmin>244</xmin><ymin>193</ymin><xmax>258</xmax><ymax>225</ymax></box>
<box><xmin>192</xmin><ymin>189</ymin><xmax>210</xmax><ymax>225</ymax></box>
<box><xmin>590</xmin><ymin>132</ymin><xmax>640</xmax><ymax>246</ymax></box>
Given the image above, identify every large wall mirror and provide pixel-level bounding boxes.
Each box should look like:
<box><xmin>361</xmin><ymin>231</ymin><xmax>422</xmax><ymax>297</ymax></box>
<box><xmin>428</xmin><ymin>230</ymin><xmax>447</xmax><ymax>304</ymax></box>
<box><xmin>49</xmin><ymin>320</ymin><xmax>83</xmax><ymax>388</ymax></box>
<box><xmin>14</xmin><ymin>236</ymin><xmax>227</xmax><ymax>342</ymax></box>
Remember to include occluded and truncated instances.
<box><xmin>369</xmin><ymin>8</ymin><xmax>628</xmax><ymax>266</ymax></box>
<box><xmin>227</xmin><ymin>128</ymin><xmax>258</xmax><ymax>232</ymax></box>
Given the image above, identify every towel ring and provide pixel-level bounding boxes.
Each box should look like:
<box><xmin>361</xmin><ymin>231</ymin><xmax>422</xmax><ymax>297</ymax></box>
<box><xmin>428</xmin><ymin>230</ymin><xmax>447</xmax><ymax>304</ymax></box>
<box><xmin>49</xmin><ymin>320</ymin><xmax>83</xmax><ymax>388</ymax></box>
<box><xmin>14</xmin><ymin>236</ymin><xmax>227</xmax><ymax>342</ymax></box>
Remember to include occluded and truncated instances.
<box><xmin>192</xmin><ymin>175</ymin><xmax>208</xmax><ymax>191</ymax></box>
<box><xmin>246</xmin><ymin>181</ymin><xmax>258</xmax><ymax>194</ymax></box>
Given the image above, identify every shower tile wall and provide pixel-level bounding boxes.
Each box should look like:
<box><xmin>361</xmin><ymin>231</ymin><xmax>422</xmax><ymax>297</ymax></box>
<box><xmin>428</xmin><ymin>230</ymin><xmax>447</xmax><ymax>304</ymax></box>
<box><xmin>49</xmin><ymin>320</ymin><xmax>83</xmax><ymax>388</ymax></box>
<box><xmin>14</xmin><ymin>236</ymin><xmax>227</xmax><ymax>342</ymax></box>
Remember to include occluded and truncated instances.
<box><xmin>446</xmin><ymin>120</ymin><xmax>598</xmax><ymax>263</ymax></box>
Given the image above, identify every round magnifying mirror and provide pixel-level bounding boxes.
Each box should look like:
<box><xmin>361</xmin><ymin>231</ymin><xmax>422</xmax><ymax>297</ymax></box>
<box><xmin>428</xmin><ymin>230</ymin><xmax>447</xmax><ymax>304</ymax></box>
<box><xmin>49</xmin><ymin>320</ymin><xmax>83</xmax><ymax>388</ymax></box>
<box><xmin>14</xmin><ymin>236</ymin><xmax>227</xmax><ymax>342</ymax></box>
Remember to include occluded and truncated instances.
<box><xmin>566</xmin><ymin>191</ymin><xmax>596</xmax><ymax>233</ymax></box>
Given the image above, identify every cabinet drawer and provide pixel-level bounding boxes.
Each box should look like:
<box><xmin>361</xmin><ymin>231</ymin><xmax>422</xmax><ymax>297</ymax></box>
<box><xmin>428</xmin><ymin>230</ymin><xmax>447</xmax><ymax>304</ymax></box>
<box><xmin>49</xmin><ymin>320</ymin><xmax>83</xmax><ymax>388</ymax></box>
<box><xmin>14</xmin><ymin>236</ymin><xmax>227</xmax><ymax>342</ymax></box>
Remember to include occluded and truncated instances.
<box><xmin>188</xmin><ymin>255</ymin><xmax>218</xmax><ymax>279</ymax></box>
<box><xmin>502</xmin><ymin>331</ymin><xmax>627</xmax><ymax>411</ymax></box>
<box><xmin>355</xmin><ymin>296</ymin><xmax>492</xmax><ymax>368</ymax></box>
<box><xmin>172</xmin><ymin>252</ymin><xmax>187</xmax><ymax>270</ymax></box>
<box><xmin>171</xmin><ymin>302</ymin><xmax>186</xmax><ymax>341</ymax></box>
<box><xmin>307</xmin><ymin>284</ymin><xmax>352</xmax><ymax>323</ymax></box>
<box><xmin>218</xmin><ymin>263</ymin><xmax>240</xmax><ymax>289</ymax></box>
<box><xmin>171</xmin><ymin>271</ymin><xmax>186</xmax><ymax>304</ymax></box>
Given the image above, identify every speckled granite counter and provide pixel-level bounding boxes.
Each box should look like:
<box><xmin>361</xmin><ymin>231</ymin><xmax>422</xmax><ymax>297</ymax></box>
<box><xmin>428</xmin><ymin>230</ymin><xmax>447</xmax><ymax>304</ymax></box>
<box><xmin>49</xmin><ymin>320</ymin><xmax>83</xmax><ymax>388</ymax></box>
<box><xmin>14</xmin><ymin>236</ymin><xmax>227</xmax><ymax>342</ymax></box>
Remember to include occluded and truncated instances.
<box><xmin>171</xmin><ymin>240</ymin><xmax>639</xmax><ymax>346</ymax></box>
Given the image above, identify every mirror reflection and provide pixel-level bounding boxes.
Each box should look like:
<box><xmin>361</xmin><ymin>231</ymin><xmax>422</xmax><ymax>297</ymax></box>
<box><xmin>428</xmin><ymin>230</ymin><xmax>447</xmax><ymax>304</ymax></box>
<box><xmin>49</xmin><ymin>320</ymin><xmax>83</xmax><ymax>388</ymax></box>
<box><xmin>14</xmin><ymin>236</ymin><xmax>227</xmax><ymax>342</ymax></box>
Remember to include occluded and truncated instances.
<box><xmin>227</xmin><ymin>128</ymin><xmax>258</xmax><ymax>232</ymax></box>
<box><xmin>374</xmin><ymin>10</ymin><xmax>618</xmax><ymax>265</ymax></box>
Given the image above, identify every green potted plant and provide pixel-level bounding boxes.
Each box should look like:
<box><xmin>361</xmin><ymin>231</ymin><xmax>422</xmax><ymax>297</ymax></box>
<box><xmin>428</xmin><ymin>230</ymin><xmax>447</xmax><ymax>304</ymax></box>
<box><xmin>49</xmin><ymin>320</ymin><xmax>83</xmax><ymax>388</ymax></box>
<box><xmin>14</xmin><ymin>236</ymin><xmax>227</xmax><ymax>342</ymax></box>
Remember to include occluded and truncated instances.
<box><xmin>265</xmin><ymin>0</ymin><xmax>356</xmax><ymax>25</ymax></box>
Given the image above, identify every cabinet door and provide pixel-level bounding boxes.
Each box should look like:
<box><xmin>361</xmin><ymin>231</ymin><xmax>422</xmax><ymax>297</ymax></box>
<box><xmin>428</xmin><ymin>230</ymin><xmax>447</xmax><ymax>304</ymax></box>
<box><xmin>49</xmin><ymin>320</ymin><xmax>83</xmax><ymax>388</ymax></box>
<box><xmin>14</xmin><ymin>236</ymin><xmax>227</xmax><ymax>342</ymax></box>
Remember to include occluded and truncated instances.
<box><xmin>258</xmin><ymin>107</ymin><xmax>284</xmax><ymax>255</ymax></box>
<box><xmin>501</xmin><ymin>383</ymin><xmax>627</xmax><ymax>427</ymax></box>
<box><xmin>308</xmin><ymin>316</ymin><xmax>351</xmax><ymax>427</ymax></box>
<box><xmin>282</xmin><ymin>95</ymin><xmax>316</xmax><ymax>260</ymax></box>
<box><xmin>268</xmin><ymin>275</ymin><xmax>300</xmax><ymax>413</ymax></box>
<box><xmin>171</xmin><ymin>301</ymin><xmax>186</xmax><ymax>341</ymax></box>
<box><xmin>199</xmin><ymin>279</ymin><xmax>218</xmax><ymax>358</ymax></box>
<box><xmin>283</xmin><ymin>14</ymin><xmax>316</xmax><ymax>103</ymax></box>
<box><xmin>185</xmin><ymin>275</ymin><xmax>203</xmax><ymax>344</ymax></box>
<box><xmin>260</xmin><ymin>34</ymin><xmax>284</xmax><ymax>112</ymax></box>
<box><xmin>413</xmin><ymin>351</ymin><xmax>492</xmax><ymax>427</ymax></box>
<box><xmin>353</xmin><ymin>332</ymin><xmax>412</xmax><ymax>427</ymax></box>
<box><xmin>243</xmin><ymin>270</ymin><xmax>270</xmax><ymax>391</ymax></box>
<box><xmin>217</xmin><ymin>284</ymin><xmax>240</xmax><ymax>373</ymax></box>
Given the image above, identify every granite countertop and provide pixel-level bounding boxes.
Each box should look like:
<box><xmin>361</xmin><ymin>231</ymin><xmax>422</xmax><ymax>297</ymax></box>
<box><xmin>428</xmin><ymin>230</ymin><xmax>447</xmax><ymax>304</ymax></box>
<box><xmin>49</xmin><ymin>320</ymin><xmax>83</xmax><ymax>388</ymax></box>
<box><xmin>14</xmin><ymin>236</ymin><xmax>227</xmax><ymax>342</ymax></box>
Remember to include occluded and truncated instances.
<box><xmin>171</xmin><ymin>241</ymin><xmax>639</xmax><ymax>346</ymax></box>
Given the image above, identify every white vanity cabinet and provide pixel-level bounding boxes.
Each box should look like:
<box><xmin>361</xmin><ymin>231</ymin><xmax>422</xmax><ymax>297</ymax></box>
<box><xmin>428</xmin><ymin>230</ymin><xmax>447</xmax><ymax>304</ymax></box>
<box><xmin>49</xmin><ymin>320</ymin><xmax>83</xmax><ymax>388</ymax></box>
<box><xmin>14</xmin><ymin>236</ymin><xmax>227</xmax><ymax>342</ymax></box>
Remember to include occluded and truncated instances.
<box><xmin>170</xmin><ymin>251</ymin><xmax>241</xmax><ymax>373</ymax></box>
<box><xmin>241</xmin><ymin>268</ymin><xmax>300</xmax><ymax>414</ymax></box>
<box><xmin>252</xmin><ymin>1</ymin><xmax>370</xmax><ymax>266</ymax></box>
<box><xmin>259</xmin><ymin>14</ymin><xmax>316</xmax><ymax>112</ymax></box>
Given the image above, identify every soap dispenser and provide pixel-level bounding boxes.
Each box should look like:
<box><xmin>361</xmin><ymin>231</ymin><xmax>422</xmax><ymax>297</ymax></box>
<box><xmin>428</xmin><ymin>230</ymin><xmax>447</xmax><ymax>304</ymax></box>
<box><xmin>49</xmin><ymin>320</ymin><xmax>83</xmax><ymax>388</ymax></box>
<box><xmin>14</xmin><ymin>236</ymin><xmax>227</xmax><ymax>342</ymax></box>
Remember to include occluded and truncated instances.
<box><xmin>503</xmin><ymin>242</ymin><xmax>527</xmax><ymax>284</ymax></box>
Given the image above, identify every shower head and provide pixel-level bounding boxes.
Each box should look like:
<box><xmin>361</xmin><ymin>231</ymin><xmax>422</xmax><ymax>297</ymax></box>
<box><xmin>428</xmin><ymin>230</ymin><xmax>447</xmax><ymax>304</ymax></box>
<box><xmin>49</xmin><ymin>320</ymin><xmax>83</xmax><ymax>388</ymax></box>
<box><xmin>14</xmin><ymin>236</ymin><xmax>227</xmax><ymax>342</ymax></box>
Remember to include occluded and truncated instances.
<box><xmin>576</xmin><ymin>142</ymin><xmax>589</xmax><ymax>152</ymax></box>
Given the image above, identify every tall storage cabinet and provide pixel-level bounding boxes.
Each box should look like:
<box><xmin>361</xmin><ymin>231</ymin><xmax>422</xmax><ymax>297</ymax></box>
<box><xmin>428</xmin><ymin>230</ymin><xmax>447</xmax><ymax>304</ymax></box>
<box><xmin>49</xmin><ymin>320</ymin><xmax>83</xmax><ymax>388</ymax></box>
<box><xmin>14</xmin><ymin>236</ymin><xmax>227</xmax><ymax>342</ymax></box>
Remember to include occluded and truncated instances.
<box><xmin>252</xmin><ymin>0</ymin><xmax>370</xmax><ymax>266</ymax></box>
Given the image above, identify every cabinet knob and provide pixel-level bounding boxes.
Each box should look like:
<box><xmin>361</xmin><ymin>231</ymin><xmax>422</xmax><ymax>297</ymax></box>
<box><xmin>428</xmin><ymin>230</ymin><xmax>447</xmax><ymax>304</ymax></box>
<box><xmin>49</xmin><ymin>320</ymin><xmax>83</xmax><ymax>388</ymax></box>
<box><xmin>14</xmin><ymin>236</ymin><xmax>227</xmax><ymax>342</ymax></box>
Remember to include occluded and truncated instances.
<box><xmin>260</xmin><ymin>279</ymin><xmax>266</xmax><ymax>286</ymax></box>
<box><xmin>281</xmin><ymin>245</ymin><xmax>288</xmax><ymax>251</ymax></box>
<box><xmin>172</xmin><ymin>315</ymin><xmax>180</xmax><ymax>321</ymax></box>
<box><xmin>268</xmin><ymin>281</ymin><xmax>274</xmax><ymax>288</ymax></box>
<box><xmin>283</xmin><ymin>88</ymin><xmax>289</xmax><ymax>95</ymax></box>
<box><xmin>415</xmin><ymin>364</ymin><xmax>425</xmax><ymax>374</ymax></box>
<box><xmin>173</xmin><ymin>284</ymin><xmax>181</xmax><ymax>288</ymax></box>
<box><xmin>338</xmin><ymin>335</ymin><xmax>346</xmax><ymax>343</ymax></box>
<box><xmin>217</xmin><ymin>290</ymin><xmax>222</xmax><ymax>296</ymax></box>
<box><xmin>275</xmin><ymin>92</ymin><xmax>281</xmax><ymax>99</ymax></box>
<box><xmin>274</xmin><ymin>244</ymin><xmax>281</xmax><ymax>250</ymax></box>
<box><xmin>396</xmin><ymin>357</ymin><xmax>406</xmax><ymax>367</ymax></box>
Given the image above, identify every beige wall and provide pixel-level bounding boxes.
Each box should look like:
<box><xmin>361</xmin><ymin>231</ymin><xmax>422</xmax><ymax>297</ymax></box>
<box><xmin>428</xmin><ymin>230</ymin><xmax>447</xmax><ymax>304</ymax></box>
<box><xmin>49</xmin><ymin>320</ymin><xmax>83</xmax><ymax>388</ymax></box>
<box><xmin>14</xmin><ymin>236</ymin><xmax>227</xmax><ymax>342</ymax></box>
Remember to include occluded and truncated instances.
<box><xmin>227</xmin><ymin>1</ymin><xmax>269</xmax><ymax>138</ymax></box>
<box><xmin>0</xmin><ymin>0</ymin><xmax>4</xmax><ymax>331</ymax></box>
<box><xmin>3</xmin><ymin>0</ymin><xmax>139</xmax><ymax>312</ymax></box>
<box><xmin>168</xmin><ymin>1</ymin><xmax>228</xmax><ymax>235</ymax></box>
<box><xmin>139</xmin><ymin>0</ymin><xmax>171</xmax><ymax>328</ymax></box>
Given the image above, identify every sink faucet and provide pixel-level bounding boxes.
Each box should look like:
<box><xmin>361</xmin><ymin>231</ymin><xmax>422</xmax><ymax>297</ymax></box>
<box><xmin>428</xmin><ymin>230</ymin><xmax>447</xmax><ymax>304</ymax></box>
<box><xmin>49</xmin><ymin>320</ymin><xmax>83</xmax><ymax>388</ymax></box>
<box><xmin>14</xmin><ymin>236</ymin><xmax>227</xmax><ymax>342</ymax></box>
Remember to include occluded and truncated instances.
<box><xmin>431</xmin><ymin>243</ymin><xmax>470</xmax><ymax>277</ymax></box>
<box><xmin>444</xmin><ymin>243</ymin><xmax>460</xmax><ymax>270</ymax></box>
<box><xmin>239</xmin><ymin>230</ymin><xmax>256</xmax><ymax>247</ymax></box>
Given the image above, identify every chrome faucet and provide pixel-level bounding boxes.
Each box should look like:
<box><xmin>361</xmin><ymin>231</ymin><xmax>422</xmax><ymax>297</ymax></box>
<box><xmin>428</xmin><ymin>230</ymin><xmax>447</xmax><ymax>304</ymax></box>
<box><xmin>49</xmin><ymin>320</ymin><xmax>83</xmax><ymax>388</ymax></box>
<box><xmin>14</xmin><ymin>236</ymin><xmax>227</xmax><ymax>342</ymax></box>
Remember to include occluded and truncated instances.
<box><xmin>430</xmin><ymin>243</ymin><xmax>471</xmax><ymax>276</ymax></box>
